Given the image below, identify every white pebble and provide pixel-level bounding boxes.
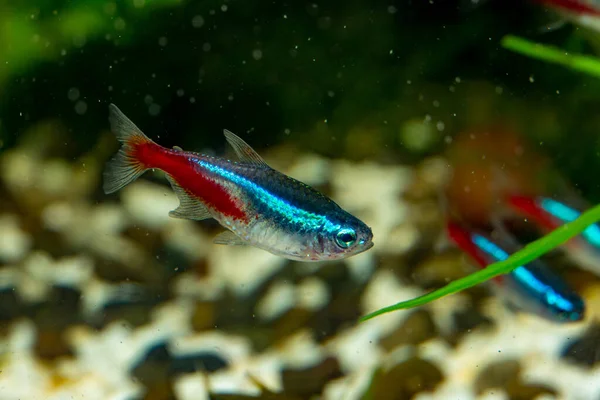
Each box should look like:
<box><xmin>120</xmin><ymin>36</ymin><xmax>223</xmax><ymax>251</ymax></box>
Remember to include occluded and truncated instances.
<box><xmin>120</xmin><ymin>181</ymin><xmax>178</xmax><ymax>230</ymax></box>
<box><xmin>0</xmin><ymin>214</ymin><xmax>32</xmax><ymax>263</ymax></box>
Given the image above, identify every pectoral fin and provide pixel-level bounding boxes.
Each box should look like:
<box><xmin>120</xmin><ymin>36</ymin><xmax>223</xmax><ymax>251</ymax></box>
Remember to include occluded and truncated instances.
<box><xmin>214</xmin><ymin>230</ymin><xmax>247</xmax><ymax>246</ymax></box>
<box><xmin>165</xmin><ymin>175</ymin><xmax>212</xmax><ymax>220</ymax></box>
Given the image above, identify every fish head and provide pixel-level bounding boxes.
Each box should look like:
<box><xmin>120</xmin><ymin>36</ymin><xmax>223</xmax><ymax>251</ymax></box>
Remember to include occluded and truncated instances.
<box><xmin>315</xmin><ymin>213</ymin><xmax>374</xmax><ymax>261</ymax></box>
<box><xmin>505</xmin><ymin>258</ymin><xmax>586</xmax><ymax>324</ymax></box>
<box><xmin>541</xmin><ymin>288</ymin><xmax>586</xmax><ymax>323</ymax></box>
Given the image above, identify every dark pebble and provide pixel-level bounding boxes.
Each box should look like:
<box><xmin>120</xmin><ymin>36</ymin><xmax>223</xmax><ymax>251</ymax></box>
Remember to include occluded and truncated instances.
<box><xmin>131</xmin><ymin>342</ymin><xmax>175</xmax><ymax>399</ymax></box>
<box><xmin>474</xmin><ymin>359</ymin><xmax>520</xmax><ymax>394</ymax></box>
<box><xmin>446</xmin><ymin>307</ymin><xmax>494</xmax><ymax>345</ymax></box>
<box><xmin>191</xmin><ymin>301</ymin><xmax>216</xmax><ymax>332</ymax></box>
<box><xmin>35</xmin><ymin>329</ymin><xmax>73</xmax><ymax>359</ymax></box>
<box><xmin>561</xmin><ymin>322</ymin><xmax>600</xmax><ymax>368</ymax></box>
<box><xmin>271</xmin><ymin>308</ymin><xmax>313</xmax><ymax>344</ymax></box>
<box><xmin>31</xmin><ymin>286</ymin><xmax>81</xmax><ymax>360</ymax></box>
<box><xmin>0</xmin><ymin>288</ymin><xmax>24</xmax><ymax>322</ymax></box>
<box><xmin>169</xmin><ymin>351</ymin><xmax>229</xmax><ymax>376</ymax></box>
<box><xmin>281</xmin><ymin>356</ymin><xmax>342</xmax><ymax>397</ymax></box>
<box><xmin>367</xmin><ymin>357</ymin><xmax>443</xmax><ymax>399</ymax></box>
<box><xmin>379</xmin><ymin>309</ymin><xmax>437</xmax><ymax>350</ymax></box>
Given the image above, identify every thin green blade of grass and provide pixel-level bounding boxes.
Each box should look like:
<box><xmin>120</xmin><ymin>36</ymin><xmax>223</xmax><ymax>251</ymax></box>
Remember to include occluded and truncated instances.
<box><xmin>360</xmin><ymin>202</ymin><xmax>600</xmax><ymax>322</ymax></box>
<box><xmin>501</xmin><ymin>35</ymin><xmax>600</xmax><ymax>78</ymax></box>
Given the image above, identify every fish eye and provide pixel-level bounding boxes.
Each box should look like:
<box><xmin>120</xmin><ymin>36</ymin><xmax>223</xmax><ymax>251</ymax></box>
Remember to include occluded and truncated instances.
<box><xmin>335</xmin><ymin>228</ymin><xmax>357</xmax><ymax>249</ymax></box>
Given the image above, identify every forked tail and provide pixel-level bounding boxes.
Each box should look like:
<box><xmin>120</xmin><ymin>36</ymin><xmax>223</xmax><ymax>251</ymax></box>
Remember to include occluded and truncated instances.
<box><xmin>103</xmin><ymin>104</ymin><xmax>156</xmax><ymax>194</ymax></box>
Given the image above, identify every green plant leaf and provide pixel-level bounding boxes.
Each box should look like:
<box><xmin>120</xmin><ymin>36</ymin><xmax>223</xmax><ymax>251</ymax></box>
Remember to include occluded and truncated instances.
<box><xmin>501</xmin><ymin>34</ymin><xmax>600</xmax><ymax>78</ymax></box>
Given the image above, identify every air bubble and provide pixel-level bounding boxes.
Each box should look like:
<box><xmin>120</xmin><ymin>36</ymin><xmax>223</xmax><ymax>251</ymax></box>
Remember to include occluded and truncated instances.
<box><xmin>67</xmin><ymin>88</ymin><xmax>80</xmax><ymax>101</ymax></box>
<box><xmin>192</xmin><ymin>15</ymin><xmax>204</xmax><ymax>28</ymax></box>
<box><xmin>149</xmin><ymin>104</ymin><xmax>161</xmax><ymax>116</ymax></box>
<box><xmin>75</xmin><ymin>101</ymin><xmax>87</xmax><ymax>115</ymax></box>
<box><xmin>114</xmin><ymin>18</ymin><xmax>126</xmax><ymax>30</ymax></box>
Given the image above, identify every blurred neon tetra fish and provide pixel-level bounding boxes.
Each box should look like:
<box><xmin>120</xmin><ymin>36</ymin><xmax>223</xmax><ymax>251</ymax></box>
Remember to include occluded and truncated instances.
<box><xmin>103</xmin><ymin>104</ymin><xmax>373</xmax><ymax>262</ymax></box>
<box><xmin>447</xmin><ymin>221</ymin><xmax>585</xmax><ymax>323</ymax></box>
<box><xmin>508</xmin><ymin>195</ymin><xmax>600</xmax><ymax>275</ymax></box>
<box><xmin>533</xmin><ymin>0</ymin><xmax>600</xmax><ymax>32</ymax></box>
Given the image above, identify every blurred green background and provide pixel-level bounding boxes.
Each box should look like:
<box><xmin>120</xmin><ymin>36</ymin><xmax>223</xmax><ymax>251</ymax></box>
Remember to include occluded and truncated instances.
<box><xmin>1</xmin><ymin>0</ymin><xmax>600</xmax><ymax>197</ymax></box>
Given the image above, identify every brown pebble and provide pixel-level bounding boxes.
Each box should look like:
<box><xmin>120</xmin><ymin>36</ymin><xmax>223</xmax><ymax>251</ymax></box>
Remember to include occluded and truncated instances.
<box><xmin>445</xmin><ymin>307</ymin><xmax>494</xmax><ymax>346</ymax></box>
<box><xmin>368</xmin><ymin>357</ymin><xmax>443</xmax><ymax>399</ymax></box>
<box><xmin>474</xmin><ymin>359</ymin><xmax>520</xmax><ymax>394</ymax></box>
<box><xmin>35</xmin><ymin>330</ymin><xmax>73</xmax><ymax>360</ymax></box>
<box><xmin>132</xmin><ymin>350</ymin><xmax>175</xmax><ymax>400</ymax></box>
<box><xmin>281</xmin><ymin>356</ymin><xmax>342</xmax><ymax>397</ymax></box>
<box><xmin>142</xmin><ymin>379</ymin><xmax>176</xmax><ymax>400</ymax></box>
<box><xmin>475</xmin><ymin>359</ymin><xmax>557</xmax><ymax>399</ymax></box>
<box><xmin>379</xmin><ymin>309</ymin><xmax>437</xmax><ymax>351</ymax></box>
<box><xmin>102</xmin><ymin>303</ymin><xmax>154</xmax><ymax>328</ymax></box>
<box><xmin>562</xmin><ymin>321</ymin><xmax>600</xmax><ymax>368</ymax></box>
<box><xmin>505</xmin><ymin>382</ymin><xmax>557</xmax><ymax>400</ymax></box>
<box><xmin>124</xmin><ymin>226</ymin><xmax>163</xmax><ymax>251</ymax></box>
<box><xmin>191</xmin><ymin>302</ymin><xmax>216</xmax><ymax>331</ymax></box>
<box><xmin>191</xmin><ymin>259</ymin><xmax>209</xmax><ymax>277</ymax></box>
<box><xmin>212</xmin><ymin>392</ymin><xmax>303</xmax><ymax>400</ymax></box>
<box><xmin>271</xmin><ymin>308</ymin><xmax>313</xmax><ymax>343</ymax></box>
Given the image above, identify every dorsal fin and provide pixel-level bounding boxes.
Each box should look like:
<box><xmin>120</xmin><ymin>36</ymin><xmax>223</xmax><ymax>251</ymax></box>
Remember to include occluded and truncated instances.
<box><xmin>223</xmin><ymin>129</ymin><xmax>269</xmax><ymax>167</ymax></box>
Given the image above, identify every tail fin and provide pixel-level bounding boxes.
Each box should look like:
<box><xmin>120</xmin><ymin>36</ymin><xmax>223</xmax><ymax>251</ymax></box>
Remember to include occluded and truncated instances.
<box><xmin>103</xmin><ymin>104</ymin><xmax>155</xmax><ymax>194</ymax></box>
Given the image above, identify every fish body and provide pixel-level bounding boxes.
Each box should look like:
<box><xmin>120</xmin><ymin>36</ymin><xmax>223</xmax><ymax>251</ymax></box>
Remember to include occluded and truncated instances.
<box><xmin>103</xmin><ymin>104</ymin><xmax>373</xmax><ymax>261</ymax></box>
<box><xmin>447</xmin><ymin>221</ymin><xmax>585</xmax><ymax>323</ymax></box>
<box><xmin>534</xmin><ymin>0</ymin><xmax>600</xmax><ymax>32</ymax></box>
<box><xmin>534</xmin><ymin>0</ymin><xmax>600</xmax><ymax>16</ymax></box>
<box><xmin>508</xmin><ymin>195</ymin><xmax>600</xmax><ymax>275</ymax></box>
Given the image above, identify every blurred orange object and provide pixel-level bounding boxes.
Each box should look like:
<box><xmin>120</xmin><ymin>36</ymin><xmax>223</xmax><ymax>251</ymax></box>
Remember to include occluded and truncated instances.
<box><xmin>445</xmin><ymin>128</ymin><xmax>556</xmax><ymax>227</ymax></box>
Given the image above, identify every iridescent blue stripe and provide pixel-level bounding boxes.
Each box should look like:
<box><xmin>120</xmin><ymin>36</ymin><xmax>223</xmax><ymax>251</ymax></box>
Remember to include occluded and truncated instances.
<box><xmin>539</xmin><ymin>198</ymin><xmax>600</xmax><ymax>247</ymax></box>
<box><xmin>472</xmin><ymin>234</ymin><xmax>576</xmax><ymax>314</ymax></box>
<box><xmin>196</xmin><ymin>159</ymin><xmax>340</xmax><ymax>232</ymax></box>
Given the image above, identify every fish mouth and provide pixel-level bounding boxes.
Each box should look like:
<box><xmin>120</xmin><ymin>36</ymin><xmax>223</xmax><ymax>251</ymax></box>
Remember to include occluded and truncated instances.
<box><xmin>353</xmin><ymin>241</ymin><xmax>374</xmax><ymax>256</ymax></box>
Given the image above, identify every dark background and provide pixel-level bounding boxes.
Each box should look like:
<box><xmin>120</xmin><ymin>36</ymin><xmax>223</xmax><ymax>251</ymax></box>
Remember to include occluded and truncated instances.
<box><xmin>1</xmin><ymin>0</ymin><xmax>599</xmax><ymax>197</ymax></box>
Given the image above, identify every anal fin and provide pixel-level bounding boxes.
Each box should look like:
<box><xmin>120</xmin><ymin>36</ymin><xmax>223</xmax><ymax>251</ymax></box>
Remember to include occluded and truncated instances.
<box><xmin>165</xmin><ymin>175</ymin><xmax>212</xmax><ymax>220</ymax></box>
<box><xmin>214</xmin><ymin>230</ymin><xmax>246</xmax><ymax>246</ymax></box>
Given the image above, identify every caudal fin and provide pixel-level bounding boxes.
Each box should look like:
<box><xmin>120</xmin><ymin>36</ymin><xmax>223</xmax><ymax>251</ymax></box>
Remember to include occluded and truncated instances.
<box><xmin>103</xmin><ymin>104</ymin><xmax>155</xmax><ymax>194</ymax></box>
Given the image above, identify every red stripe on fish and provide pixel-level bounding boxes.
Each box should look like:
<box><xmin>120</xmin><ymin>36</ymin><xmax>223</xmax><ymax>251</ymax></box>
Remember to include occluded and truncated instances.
<box><xmin>533</xmin><ymin>0</ymin><xmax>600</xmax><ymax>15</ymax></box>
<box><xmin>447</xmin><ymin>222</ymin><xmax>489</xmax><ymax>267</ymax></box>
<box><xmin>507</xmin><ymin>195</ymin><xmax>559</xmax><ymax>231</ymax></box>
<box><xmin>137</xmin><ymin>146</ymin><xmax>248</xmax><ymax>221</ymax></box>
<box><xmin>446</xmin><ymin>222</ymin><xmax>504</xmax><ymax>284</ymax></box>
<box><xmin>103</xmin><ymin>102</ymin><xmax>247</xmax><ymax>222</ymax></box>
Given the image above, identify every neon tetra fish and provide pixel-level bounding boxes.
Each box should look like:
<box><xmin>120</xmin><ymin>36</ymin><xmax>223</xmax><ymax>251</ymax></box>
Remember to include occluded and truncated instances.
<box><xmin>447</xmin><ymin>221</ymin><xmax>585</xmax><ymax>323</ymax></box>
<box><xmin>103</xmin><ymin>104</ymin><xmax>373</xmax><ymax>261</ymax></box>
<box><xmin>533</xmin><ymin>0</ymin><xmax>600</xmax><ymax>32</ymax></box>
<box><xmin>508</xmin><ymin>195</ymin><xmax>600</xmax><ymax>275</ymax></box>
